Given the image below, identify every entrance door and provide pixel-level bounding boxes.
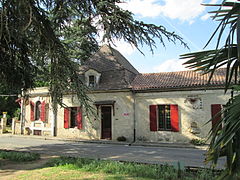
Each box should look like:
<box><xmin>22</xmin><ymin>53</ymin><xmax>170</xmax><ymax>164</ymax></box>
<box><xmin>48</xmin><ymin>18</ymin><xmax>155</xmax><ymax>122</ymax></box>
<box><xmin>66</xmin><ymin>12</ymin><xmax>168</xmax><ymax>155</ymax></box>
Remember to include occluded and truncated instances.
<box><xmin>101</xmin><ymin>106</ymin><xmax>112</xmax><ymax>139</ymax></box>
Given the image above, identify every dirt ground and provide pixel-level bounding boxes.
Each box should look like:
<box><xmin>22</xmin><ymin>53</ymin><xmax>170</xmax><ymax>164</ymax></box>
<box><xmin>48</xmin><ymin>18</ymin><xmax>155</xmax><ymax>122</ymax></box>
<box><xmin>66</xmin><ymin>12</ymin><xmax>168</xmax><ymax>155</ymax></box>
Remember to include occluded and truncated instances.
<box><xmin>0</xmin><ymin>155</ymin><xmax>57</xmax><ymax>180</ymax></box>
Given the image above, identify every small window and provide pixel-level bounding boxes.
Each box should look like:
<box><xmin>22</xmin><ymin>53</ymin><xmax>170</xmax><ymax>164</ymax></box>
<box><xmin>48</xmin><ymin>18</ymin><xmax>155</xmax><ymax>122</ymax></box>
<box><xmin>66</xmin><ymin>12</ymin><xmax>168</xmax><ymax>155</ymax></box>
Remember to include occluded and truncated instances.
<box><xmin>35</xmin><ymin>101</ymin><xmax>41</xmax><ymax>120</ymax></box>
<box><xmin>88</xmin><ymin>75</ymin><xmax>95</xmax><ymax>87</ymax></box>
<box><xmin>70</xmin><ymin>107</ymin><xmax>77</xmax><ymax>128</ymax></box>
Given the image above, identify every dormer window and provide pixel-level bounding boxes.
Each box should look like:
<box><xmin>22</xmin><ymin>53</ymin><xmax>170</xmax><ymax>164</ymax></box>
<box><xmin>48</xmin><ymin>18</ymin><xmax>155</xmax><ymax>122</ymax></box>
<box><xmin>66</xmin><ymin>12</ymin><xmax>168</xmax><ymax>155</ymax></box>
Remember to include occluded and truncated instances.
<box><xmin>88</xmin><ymin>75</ymin><xmax>95</xmax><ymax>87</ymax></box>
<box><xmin>85</xmin><ymin>69</ymin><xmax>101</xmax><ymax>88</ymax></box>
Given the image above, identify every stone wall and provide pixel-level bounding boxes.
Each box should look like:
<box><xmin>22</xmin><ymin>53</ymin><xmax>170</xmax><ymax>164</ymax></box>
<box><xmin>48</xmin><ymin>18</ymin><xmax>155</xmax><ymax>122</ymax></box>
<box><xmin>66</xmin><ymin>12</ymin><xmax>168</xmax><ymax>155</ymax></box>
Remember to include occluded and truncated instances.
<box><xmin>135</xmin><ymin>89</ymin><xmax>230</xmax><ymax>143</ymax></box>
<box><xmin>12</xmin><ymin>118</ymin><xmax>21</xmax><ymax>135</ymax></box>
<box><xmin>24</xmin><ymin>92</ymin><xmax>53</xmax><ymax>136</ymax></box>
<box><xmin>56</xmin><ymin>91</ymin><xmax>134</xmax><ymax>142</ymax></box>
<box><xmin>23</xmin><ymin>87</ymin><xmax>231</xmax><ymax>143</ymax></box>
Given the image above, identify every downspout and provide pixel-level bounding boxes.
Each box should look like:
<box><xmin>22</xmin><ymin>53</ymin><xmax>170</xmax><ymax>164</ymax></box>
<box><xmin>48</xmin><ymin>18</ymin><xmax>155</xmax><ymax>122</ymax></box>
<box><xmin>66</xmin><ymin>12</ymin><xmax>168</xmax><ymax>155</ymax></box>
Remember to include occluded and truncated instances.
<box><xmin>132</xmin><ymin>90</ymin><xmax>136</xmax><ymax>143</ymax></box>
<box><xmin>52</xmin><ymin>97</ymin><xmax>58</xmax><ymax>136</ymax></box>
<box><xmin>20</xmin><ymin>89</ymin><xmax>25</xmax><ymax>134</ymax></box>
<box><xmin>51</xmin><ymin>84</ymin><xmax>58</xmax><ymax>137</ymax></box>
<box><xmin>51</xmin><ymin>99</ymin><xmax>57</xmax><ymax>137</ymax></box>
<box><xmin>52</xmin><ymin>109</ymin><xmax>57</xmax><ymax>136</ymax></box>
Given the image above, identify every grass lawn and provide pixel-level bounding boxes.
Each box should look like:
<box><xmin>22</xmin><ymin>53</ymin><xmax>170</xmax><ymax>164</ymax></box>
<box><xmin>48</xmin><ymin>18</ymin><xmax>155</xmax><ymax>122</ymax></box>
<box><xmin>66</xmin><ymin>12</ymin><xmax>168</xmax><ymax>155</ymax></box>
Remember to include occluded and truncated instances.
<box><xmin>16</xmin><ymin>167</ymin><xmax>146</xmax><ymax>180</ymax></box>
<box><xmin>15</xmin><ymin>156</ymin><xmax>219</xmax><ymax>180</ymax></box>
<box><xmin>0</xmin><ymin>150</ymin><xmax>40</xmax><ymax>162</ymax></box>
<box><xmin>0</xmin><ymin>150</ymin><xmax>220</xmax><ymax>180</ymax></box>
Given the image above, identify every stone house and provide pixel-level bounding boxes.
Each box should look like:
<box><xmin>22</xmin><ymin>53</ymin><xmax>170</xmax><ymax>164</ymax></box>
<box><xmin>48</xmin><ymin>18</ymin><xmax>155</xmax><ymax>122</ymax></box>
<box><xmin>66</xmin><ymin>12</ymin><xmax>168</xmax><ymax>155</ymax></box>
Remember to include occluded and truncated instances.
<box><xmin>17</xmin><ymin>45</ymin><xmax>229</xmax><ymax>143</ymax></box>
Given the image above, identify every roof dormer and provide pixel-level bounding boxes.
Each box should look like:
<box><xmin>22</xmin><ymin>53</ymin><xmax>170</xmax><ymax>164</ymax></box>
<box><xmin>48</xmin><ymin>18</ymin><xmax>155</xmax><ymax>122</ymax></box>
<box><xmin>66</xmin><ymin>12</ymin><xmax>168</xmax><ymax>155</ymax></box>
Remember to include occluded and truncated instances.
<box><xmin>85</xmin><ymin>69</ymin><xmax>101</xmax><ymax>88</ymax></box>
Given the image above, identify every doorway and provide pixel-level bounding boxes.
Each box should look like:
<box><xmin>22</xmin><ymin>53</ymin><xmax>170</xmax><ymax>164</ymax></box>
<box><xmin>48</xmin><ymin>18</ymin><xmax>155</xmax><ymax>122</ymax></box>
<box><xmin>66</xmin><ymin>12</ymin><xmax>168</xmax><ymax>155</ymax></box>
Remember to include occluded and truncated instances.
<box><xmin>101</xmin><ymin>106</ymin><xmax>112</xmax><ymax>139</ymax></box>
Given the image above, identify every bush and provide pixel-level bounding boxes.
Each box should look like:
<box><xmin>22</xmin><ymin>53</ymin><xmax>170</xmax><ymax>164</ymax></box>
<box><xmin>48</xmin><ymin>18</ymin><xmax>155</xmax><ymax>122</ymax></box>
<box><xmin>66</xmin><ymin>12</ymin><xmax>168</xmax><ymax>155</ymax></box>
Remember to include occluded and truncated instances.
<box><xmin>116</xmin><ymin>136</ymin><xmax>127</xmax><ymax>142</ymax></box>
<box><xmin>190</xmin><ymin>138</ymin><xmax>206</xmax><ymax>146</ymax></box>
<box><xmin>0</xmin><ymin>150</ymin><xmax>40</xmax><ymax>162</ymax></box>
<box><xmin>13</xmin><ymin>108</ymin><xmax>21</xmax><ymax>119</ymax></box>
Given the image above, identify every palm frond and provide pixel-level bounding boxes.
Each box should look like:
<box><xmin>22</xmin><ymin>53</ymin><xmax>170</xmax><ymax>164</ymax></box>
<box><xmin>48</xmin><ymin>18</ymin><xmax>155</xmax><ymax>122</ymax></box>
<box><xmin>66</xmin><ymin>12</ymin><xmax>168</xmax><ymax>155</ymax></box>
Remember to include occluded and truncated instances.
<box><xmin>181</xmin><ymin>1</ymin><xmax>240</xmax><ymax>178</ymax></box>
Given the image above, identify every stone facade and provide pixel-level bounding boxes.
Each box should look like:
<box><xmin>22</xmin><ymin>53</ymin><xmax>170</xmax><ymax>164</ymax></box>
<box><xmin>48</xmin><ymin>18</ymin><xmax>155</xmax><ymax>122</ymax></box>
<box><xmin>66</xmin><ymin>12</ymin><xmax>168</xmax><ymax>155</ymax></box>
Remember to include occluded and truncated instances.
<box><xmin>20</xmin><ymin>87</ymin><xmax>230</xmax><ymax>143</ymax></box>
<box><xmin>135</xmin><ymin>89</ymin><xmax>230</xmax><ymax>143</ymax></box>
<box><xmin>56</xmin><ymin>91</ymin><xmax>134</xmax><ymax>141</ymax></box>
<box><xmin>18</xmin><ymin>45</ymin><xmax>230</xmax><ymax>143</ymax></box>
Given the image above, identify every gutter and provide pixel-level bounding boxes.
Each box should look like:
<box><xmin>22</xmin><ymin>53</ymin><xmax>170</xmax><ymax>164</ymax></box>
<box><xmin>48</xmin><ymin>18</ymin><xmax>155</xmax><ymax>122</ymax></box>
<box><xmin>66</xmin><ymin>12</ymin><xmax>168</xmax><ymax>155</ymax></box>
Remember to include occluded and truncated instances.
<box><xmin>132</xmin><ymin>85</ymin><xmax>226</xmax><ymax>93</ymax></box>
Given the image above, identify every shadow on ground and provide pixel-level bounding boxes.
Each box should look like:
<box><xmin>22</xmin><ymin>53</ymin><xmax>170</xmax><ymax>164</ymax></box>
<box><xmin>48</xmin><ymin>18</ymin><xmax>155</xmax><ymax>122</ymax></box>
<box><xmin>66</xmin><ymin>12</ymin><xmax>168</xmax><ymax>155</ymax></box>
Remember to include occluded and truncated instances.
<box><xmin>0</xmin><ymin>140</ymin><xmax>225</xmax><ymax>169</ymax></box>
<box><xmin>0</xmin><ymin>154</ymin><xmax>57</xmax><ymax>180</ymax></box>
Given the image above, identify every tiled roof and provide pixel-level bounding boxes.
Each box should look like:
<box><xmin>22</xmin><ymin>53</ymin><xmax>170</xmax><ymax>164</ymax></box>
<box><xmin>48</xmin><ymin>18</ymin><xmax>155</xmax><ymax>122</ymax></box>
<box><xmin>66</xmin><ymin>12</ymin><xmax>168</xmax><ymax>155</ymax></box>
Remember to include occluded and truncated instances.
<box><xmin>82</xmin><ymin>45</ymin><xmax>139</xmax><ymax>74</ymax></box>
<box><xmin>131</xmin><ymin>69</ymin><xmax>226</xmax><ymax>90</ymax></box>
<box><xmin>80</xmin><ymin>45</ymin><xmax>139</xmax><ymax>90</ymax></box>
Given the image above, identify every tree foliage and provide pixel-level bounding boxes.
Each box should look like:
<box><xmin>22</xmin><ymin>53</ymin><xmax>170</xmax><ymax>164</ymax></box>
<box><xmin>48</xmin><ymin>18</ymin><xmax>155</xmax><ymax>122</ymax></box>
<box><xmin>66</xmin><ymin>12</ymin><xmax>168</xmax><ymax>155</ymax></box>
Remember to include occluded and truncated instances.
<box><xmin>181</xmin><ymin>1</ymin><xmax>240</xmax><ymax>179</ymax></box>
<box><xmin>0</xmin><ymin>84</ymin><xmax>19</xmax><ymax>120</ymax></box>
<box><xmin>0</xmin><ymin>0</ymin><xmax>187</xmax><ymax>112</ymax></box>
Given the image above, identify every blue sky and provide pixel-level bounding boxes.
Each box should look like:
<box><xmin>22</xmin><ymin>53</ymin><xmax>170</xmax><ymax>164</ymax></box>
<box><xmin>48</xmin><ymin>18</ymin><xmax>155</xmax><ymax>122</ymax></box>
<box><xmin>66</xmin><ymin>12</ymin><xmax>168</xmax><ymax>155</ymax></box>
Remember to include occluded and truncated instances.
<box><xmin>113</xmin><ymin>0</ymin><xmax>223</xmax><ymax>73</ymax></box>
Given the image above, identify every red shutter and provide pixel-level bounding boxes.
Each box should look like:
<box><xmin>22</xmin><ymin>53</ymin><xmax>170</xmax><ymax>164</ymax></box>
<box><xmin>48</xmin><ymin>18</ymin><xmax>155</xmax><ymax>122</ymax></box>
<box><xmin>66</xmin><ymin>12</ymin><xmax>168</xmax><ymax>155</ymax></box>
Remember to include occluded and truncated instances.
<box><xmin>211</xmin><ymin>104</ymin><xmax>222</xmax><ymax>128</ymax></box>
<box><xmin>170</xmin><ymin>105</ymin><xmax>179</xmax><ymax>132</ymax></box>
<box><xmin>150</xmin><ymin>105</ymin><xmax>157</xmax><ymax>131</ymax></box>
<box><xmin>64</xmin><ymin>108</ymin><xmax>70</xmax><ymax>129</ymax></box>
<box><xmin>40</xmin><ymin>101</ymin><xmax>46</xmax><ymax>122</ymax></box>
<box><xmin>30</xmin><ymin>101</ymin><xmax>35</xmax><ymax>121</ymax></box>
<box><xmin>76</xmin><ymin>107</ymin><xmax>82</xmax><ymax>129</ymax></box>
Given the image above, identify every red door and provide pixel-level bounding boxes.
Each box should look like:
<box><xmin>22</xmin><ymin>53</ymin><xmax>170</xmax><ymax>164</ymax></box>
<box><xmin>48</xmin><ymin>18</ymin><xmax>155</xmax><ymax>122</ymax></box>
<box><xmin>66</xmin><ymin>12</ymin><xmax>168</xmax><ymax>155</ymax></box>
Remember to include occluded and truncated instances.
<box><xmin>101</xmin><ymin>106</ymin><xmax>112</xmax><ymax>139</ymax></box>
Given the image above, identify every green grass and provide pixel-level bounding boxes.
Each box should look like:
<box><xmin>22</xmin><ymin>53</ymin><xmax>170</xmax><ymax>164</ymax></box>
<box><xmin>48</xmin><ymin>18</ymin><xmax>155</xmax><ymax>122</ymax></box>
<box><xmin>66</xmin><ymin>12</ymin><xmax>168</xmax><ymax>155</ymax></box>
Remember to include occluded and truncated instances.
<box><xmin>17</xmin><ymin>168</ymin><xmax>141</xmax><ymax>180</ymax></box>
<box><xmin>0</xmin><ymin>150</ymin><xmax>40</xmax><ymax>162</ymax></box>
<box><xmin>43</xmin><ymin>156</ymin><xmax>219</xmax><ymax>180</ymax></box>
<box><xmin>1</xmin><ymin>154</ymin><xmax>221</xmax><ymax>180</ymax></box>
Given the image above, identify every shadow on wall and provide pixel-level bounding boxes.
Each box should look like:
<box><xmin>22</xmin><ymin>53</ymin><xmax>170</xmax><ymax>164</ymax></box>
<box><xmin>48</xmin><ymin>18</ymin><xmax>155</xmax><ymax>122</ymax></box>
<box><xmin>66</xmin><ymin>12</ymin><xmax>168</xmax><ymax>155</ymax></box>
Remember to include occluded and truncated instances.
<box><xmin>135</xmin><ymin>94</ymin><xmax>227</xmax><ymax>144</ymax></box>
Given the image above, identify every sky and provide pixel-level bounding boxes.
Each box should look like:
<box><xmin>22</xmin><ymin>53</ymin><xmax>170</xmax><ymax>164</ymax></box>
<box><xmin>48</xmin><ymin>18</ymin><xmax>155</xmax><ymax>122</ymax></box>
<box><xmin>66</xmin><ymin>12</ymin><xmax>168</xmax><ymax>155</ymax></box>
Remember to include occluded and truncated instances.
<box><xmin>111</xmin><ymin>0</ymin><xmax>223</xmax><ymax>73</ymax></box>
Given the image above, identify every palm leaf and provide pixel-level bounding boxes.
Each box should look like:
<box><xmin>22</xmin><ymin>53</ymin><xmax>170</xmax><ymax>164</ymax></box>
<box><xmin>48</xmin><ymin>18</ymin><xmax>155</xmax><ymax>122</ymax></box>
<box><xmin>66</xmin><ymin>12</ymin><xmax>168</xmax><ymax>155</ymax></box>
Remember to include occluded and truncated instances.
<box><xmin>181</xmin><ymin>1</ymin><xmax>240</xmax><ymax>179</ymax></box>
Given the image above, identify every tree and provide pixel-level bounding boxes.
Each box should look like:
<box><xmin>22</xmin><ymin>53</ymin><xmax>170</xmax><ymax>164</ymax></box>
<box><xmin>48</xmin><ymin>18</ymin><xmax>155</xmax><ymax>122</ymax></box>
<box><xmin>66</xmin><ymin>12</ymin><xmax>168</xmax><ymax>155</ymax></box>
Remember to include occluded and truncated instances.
<box><xmin>0</xmin><ymin>84</ymin><xmax>19</xmax><ymax>121</ymax></box>
<box><xmin>181</xmin><ymin>1</ymin><xmax>240</xmax><ymax>179</ymax></box>
<box><xmin>0</xmin><ymin>0</ymin><xmax>187</xmax><ymax>111</ymax></box>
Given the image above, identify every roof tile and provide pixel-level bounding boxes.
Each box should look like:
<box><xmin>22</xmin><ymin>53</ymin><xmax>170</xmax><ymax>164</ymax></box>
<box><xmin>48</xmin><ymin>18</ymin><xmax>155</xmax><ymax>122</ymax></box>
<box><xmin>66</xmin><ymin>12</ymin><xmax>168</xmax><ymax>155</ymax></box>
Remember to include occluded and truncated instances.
<box><xmin>131</xmin><ymin>69</ymin><xmax>226</xmax><ymax>90</ymax></box>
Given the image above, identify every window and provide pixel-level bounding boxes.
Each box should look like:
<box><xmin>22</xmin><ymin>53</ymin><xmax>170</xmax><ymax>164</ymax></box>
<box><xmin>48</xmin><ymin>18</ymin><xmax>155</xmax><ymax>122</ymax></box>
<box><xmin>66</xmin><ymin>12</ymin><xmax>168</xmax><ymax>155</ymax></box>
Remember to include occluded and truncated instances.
<box><xmin>84</xmin><ymin>69</ymin><xmax>101</xmax><ymax>87</ymax></box>
<box><xmin>35</xmin><ymin>101</ymin><xmax>41</xmax><ymax>120</ymax></box>
<box><xmin>64</xmin><ymin>107</ymin><xmax>82</xmax><ymax>129</ymax></box>
<box><xmin>30</xmin><ymin>100</ymin><xmax>47</xmax><ymax>122</ymax></box>
<box><xmin>88</xmin><ymin>75</ymin><xmax>95</xmax><ymax>87</ymax></box>
<box><xmin>150</xmin><ymin>104</ymin><xmax>179</xmax><ymax>132</ymax></box>
<box><xmin>158</xmin><ymin>105</ymin><xmax>171</xmax><ymax>130</ymax></box>
<box><xmin>70</xmin><ymin>107</ymin><xmax>77</xmax><ymax>128</ymax></box>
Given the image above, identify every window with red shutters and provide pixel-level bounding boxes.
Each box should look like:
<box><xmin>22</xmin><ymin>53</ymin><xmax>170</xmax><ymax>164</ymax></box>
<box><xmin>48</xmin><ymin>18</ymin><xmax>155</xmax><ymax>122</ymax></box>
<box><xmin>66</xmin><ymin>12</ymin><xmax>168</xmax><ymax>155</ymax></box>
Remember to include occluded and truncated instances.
<box><xmin>64</xmin><ymin>107</ymin><xmax>83</xmax><ymax>129</ymax></box>
<box><xmin>149</xmin><ymin>104</ymin><xmax>179</xmax><ymax>132</ymax></box>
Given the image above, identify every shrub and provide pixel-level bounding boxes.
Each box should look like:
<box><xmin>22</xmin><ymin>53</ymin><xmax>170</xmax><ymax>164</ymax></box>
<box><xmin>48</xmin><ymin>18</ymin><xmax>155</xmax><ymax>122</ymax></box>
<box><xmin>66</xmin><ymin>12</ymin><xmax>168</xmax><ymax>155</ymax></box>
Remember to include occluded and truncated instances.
<box><xmin>0</xmin><ymin>150</ymin><xmax>40</xmax><ymax>161</ymax></box>
<box><xmin>116</xmin><ymin>136</ymin><xmax>127</xmax><ymax>142</ymax></box>
<box><xmin>13</xmin><ymin>108</ymin><xmax>21</xmax><ymax>119</ymax></box>
<box><xmin>190</xmin><ymin>138</ymin><xmax>206</xmax><ymax>146</ymax></box>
